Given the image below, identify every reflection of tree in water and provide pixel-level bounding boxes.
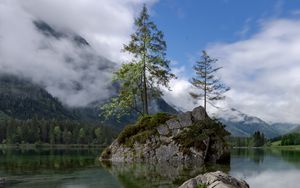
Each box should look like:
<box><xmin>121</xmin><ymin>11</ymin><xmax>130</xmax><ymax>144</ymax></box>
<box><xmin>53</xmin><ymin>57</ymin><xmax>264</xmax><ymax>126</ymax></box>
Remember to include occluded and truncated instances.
<box><xmin>0</xmin><ymin>148</ymin><xmax>101</xmax><ymax>174</ymax></box>
<box><xmin>101</xmin><ymin>161</ymin><xmax>230</xmax><ymax>188</ymax></box>
<box><xmin>252</xmin><ymin>149</ymin><xmax>265</xmax><ymax>164</ymax></box>
<box><xmin>232</xmin><ymin>148</ymin><xmax>265</xmax><ymax>164</ymax></box>
<box><xmin>278</xmin><ymin>149</ymin><xmax>300</xmax><ymax>167</ymax></box>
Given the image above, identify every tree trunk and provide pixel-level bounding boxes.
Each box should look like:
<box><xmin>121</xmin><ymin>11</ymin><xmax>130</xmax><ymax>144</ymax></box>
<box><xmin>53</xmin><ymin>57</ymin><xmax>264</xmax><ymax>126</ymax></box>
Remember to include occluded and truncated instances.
<box><xmin>204</xmin><ymin>57</ymin><xmax>207</xmax><ymax>117</ymax></box>
<box><xmin>203</xmin><ymin>136</ymin><xmax>211</xmax><ymax>162</ymax></box>
<box><xmin>143</xmin><ymin>63</ymin><xmax>148</xmax><ymax>115</ymax></box>
<box><xmin>142</xmin><ymin>28</ymin><xmax>149</xmax><ymax>115</ymax></box>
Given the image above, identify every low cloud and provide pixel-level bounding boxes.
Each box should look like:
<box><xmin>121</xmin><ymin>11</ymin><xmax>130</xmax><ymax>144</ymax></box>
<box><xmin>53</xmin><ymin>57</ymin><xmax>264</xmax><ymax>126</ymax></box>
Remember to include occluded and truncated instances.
<box><xmin>0</xmin><ymin>0</ymin><xmax>155</xmax><ymax>107</ymax></box>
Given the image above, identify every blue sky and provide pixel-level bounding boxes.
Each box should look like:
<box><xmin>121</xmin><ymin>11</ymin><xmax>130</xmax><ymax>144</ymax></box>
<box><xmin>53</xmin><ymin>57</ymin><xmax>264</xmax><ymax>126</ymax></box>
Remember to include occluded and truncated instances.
<box><xmin>150</xmin><ymin>0</ymin><xmax>300</xmax><ymax>75</ymax></box>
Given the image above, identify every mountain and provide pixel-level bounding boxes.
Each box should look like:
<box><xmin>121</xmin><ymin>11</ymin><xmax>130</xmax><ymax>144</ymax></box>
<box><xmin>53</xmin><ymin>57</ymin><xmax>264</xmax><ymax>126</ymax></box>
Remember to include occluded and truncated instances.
<box><xmin>0</xmin><ymin>73</ymin><xmax>178</xmax><ymax>124</ymax></box>
<box><xmin>33</xmin><ymin>20</ymin><xmax>90</xmax><ymax>47</ymax></box>
<box><xmin>0</xmin><ymin>74</ymin><xmax>76</xmax><ymax>120</ymax></box>
<box><xmin>270</xmin><ymin>123</ymin><xmax>300</xmax><ymax>135</ymax></box>
<box><xmin>290</xmin><ymin>125</ymin><xmax>300</xmax><ymax>133</ymax></box>
<box><xmin>215</xmin><ymin>108</ymin><xmax>280</xmax><ymax>138</ymax></box>
<box><xmin>0</xmin><ymin>20</ymin><xmax>179</xmax><ymax>125</ymax></box>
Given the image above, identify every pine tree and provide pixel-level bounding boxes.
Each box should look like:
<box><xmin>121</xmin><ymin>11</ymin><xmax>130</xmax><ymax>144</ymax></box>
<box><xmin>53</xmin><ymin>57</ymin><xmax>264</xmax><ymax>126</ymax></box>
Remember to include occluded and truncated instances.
<box><xmin>190</xmin><ymin>50</ymin><xmax>229</xmax><ymax>113</ymax></box>
<box><xmin>101</xmin><ymin>5</ymin><xmax>175</xmax><ymax>119</ymax></box>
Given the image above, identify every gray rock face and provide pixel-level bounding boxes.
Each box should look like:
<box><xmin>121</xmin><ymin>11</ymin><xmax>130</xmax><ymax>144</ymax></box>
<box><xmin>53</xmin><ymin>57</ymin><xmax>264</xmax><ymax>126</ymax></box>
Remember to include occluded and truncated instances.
<box><xmin>177</xmin><ymin>112</ymin><xmax>193</xmax><ymax>128</ymax></box>
<box><xmin>179</xmin><ymin>171</ymin><xmax>249</xmax><ymax>188</ymax></box>
<box><xmin>156</xmin><ymin>124</ymin><xmax>170</xmax><ymax>136</ymax></box>
<box><xmin>100</xmin><ymin>106</ymin><xmax>229</xmax><ymax>164</ymax></box>
<box><xmin>166</xmin><ymin>119</ymin><xmax>181</xmax><ymax>129</ymax></box>
<box><xmin>191</xmin><ymin>106</ymin><xmax>207</xmax><ymax>121</ymax></box>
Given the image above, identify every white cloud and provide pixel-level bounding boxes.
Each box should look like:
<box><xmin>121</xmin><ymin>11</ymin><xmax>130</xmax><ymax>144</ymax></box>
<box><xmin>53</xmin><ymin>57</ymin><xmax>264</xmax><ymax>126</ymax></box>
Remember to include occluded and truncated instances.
<box><xmin>0</xmin><ymin>0</ymin><xmax>156</xmax><ymax>107</ymax></box>
<box><xmin>163</xmin><ymin>64</ymin><xmax>202</xmax><ymax>112</ymax></box>
<box><xmin>165</xmin><ymin>18</ymin><xmax>300</xmax><ymax>123</ymax></box>
<box><xmin>208</xmin><ymin>19</ymin><xmax>300</xmax><ymax>123</ymax></box>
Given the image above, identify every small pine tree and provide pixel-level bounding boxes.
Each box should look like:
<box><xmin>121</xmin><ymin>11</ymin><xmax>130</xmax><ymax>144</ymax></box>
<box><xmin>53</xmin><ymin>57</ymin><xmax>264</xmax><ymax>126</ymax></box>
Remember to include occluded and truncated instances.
<box><xmin>190</xmin><ymin>50</ymin><xmax>229</xmax><ymax>113</ymax></box>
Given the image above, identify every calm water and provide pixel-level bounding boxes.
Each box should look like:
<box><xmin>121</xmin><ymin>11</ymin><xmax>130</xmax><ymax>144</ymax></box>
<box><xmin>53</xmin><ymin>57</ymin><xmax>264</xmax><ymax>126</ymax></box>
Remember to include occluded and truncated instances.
<box><xmin>0</xmin><ymin>148</ymin><xmax>299</xmax><ymax>188</ymax></box>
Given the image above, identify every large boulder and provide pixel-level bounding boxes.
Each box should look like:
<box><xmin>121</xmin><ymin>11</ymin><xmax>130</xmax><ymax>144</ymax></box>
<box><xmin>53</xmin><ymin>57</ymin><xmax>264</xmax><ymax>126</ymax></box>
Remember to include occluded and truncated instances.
<box><xmin>100</xmin><ymin>106</ymin><xmax>230</xmax><ymax>164</ymax></box>
<box><xmin>179</xmin><ymin>171</ymin><xmax>249</xmax><ymax>188</ymax></box>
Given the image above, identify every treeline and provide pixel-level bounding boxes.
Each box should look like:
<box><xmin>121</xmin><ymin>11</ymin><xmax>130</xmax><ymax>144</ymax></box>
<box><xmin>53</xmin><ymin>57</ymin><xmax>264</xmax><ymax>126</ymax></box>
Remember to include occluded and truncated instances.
<box><xmin>0</xmin><ymin>118</ymin><xmax>117</xmax><ymax>145</ymax></box>
<box><xmin>281</xmin><ymin>133</ymin><xmax>300</xmax><ymax>146</ymax></box>
<box><xmin>230</xmin><ymin>131</ymin><xmax>267</xmax><ymax>147</ymax></box>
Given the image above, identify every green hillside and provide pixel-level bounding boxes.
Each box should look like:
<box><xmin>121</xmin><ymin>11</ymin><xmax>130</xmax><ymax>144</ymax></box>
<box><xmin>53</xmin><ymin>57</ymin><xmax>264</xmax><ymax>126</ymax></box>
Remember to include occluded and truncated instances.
<box><xmin>0</xmin><ymin>75</ymin><xmax>76</xmax><ymax>120</ymax></box>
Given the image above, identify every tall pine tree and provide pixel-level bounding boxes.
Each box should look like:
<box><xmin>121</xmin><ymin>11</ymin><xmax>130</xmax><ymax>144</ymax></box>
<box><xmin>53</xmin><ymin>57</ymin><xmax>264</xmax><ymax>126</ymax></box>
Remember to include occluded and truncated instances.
<box><xmin>190</xmin><ymin>50</ymin><xmax>229</xmax><ymax>113</ymax></box>
<box><xmin>101</xmin><ymin>5</ymin><xmax>175</xmax><ymax>119</ymax></box>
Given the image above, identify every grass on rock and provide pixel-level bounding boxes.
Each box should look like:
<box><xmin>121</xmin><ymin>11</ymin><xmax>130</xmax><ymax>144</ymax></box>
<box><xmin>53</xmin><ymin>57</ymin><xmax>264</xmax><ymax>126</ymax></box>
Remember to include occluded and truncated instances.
<box><xmin>117</xmin><ymin>112</ymin><xmax>174</xmax><ymax>147</ymax></box>
<box><xmin>196</xmin><ymin>184</ymin><xmax>207</xmax><ymax>188</ymax></box>
<box><xmin>174</xmin><ymin>118</ymin><xmax>230</xmax><ymax>153</ymax></box>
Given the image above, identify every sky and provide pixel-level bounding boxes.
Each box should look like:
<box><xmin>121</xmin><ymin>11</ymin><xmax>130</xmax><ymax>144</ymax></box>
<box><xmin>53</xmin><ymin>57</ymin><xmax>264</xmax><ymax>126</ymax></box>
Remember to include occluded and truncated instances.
<box><xmin>0</xmin><ymin>0</ymin><xmax>300</xmax><ymax>123</ymax></box>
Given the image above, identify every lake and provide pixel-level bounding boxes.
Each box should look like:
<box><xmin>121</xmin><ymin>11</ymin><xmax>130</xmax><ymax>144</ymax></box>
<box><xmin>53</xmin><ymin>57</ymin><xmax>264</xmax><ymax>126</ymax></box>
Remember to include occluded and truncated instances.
<box><xmin>0</xmin><ymin>148</ymin><xmax>299</xmax><ymax>188</ymax></box>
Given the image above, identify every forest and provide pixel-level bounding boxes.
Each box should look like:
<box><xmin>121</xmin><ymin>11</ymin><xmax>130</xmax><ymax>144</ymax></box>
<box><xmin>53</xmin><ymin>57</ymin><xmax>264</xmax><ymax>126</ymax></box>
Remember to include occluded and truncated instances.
<box><xmin>0</xmin><ymin>117</ymin><xmax>116</xmax><ymax>145</ymax></box>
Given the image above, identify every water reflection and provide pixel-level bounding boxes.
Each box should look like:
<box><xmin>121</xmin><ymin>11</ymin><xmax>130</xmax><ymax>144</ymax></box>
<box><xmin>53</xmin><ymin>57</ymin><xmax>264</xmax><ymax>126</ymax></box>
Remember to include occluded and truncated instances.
<box><xmin>0</xmin><ymin>148</ymin><xmax>101</xmax><ymax>174</ymax></box>
<box><xmin>231</xmin><ymin>148</ymin><xmax>265</xmax><ymax>164</ymax></box>
<box><xmin>0</xmin><ymin>148</ymin><xmax>122</xmax><ymax>188</ymax></box>
<box><xmin>230</xmin><ymin>148</ymin><xmax>300</xmax><ymax>188</ymax></box>
<box><xmin>101</xmin><ymin>161</ymin><xmax>230</xmax><ymax>188</ymax></box>
<box><xmin>0</xmin><ymin>148</ymin><xmax>300</xmax><ymax>188</ymax></box>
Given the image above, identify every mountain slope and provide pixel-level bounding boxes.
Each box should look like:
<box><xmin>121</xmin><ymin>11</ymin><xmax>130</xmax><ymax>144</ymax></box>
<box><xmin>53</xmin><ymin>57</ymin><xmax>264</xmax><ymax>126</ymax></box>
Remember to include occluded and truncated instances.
<box><xmin>0</xmin><ymin>75</ymin><xmax>76</xmax><ymax>120</ymax></box>
<box><xmin>215</xmin><ymin>108</ymin><xmax>280</xmax><ymax>138</ymax></box>
<box><xmin>0</xmin><ymin>73</ymin><xmax>178</xmax><ymax>125</ymax></box>
<box><xmin>290</xmin><ymin>125</ymin><xmax>300</xmax><ymax>133</ymax></box>
<box><xmin>0</xmin><ymin>20</ymin><xmax>178</xmax><ymax>124</ymax></box>
<box><xmin>270</xmin><ymin>123</ymin><xmax>300</xmax><ymax>135</ymax></box>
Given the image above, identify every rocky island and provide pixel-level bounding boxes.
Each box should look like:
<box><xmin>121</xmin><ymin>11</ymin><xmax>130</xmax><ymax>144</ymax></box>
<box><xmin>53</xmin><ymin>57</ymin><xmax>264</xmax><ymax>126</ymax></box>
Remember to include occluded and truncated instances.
<box><xmin>100</xmin><ymin>106</ymin><xmax>230</xmax><ymax>164</ymax></box>
<box><xmin>99</xmin><ymin>106</ymin><xmax>250</xmax><ymax>187</ymax></box>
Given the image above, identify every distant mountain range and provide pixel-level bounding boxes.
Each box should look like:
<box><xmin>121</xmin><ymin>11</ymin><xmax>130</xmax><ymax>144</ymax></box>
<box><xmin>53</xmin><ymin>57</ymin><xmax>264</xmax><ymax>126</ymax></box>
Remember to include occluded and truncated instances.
<box><xmin>214</xmin><ymin>108</ymin><xmax>300</xmax><ymax>138</ymax></box>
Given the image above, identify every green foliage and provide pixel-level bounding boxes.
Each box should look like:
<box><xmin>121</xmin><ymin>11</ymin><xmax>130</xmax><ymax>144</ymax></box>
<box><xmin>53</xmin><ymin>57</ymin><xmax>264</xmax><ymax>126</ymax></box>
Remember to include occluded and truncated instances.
<box><xmin>0</xmin><ymin>111</ymin><xmax>10</xmax><ymax>121</ymax></box>
<box><xmin>101</xmin><ymin>5</ymin><xmax>175</xmax><ymax>119</ymax></box>
<box><xmin>174</xmin><ymin>118</ymin><xmax>230</xmax><ymax>152</ymax></box>
<box><xmin>251</xmin><ymin>131</ymin><xmax>266</xmax><ymax>147</ymax></box>
<box><xmin>229</xmin><ymin>131</ymin><xmax>267</xmax><ymax>147</ymax></box>
<box><xmin>190</xmin><ymin>51</ymin><xmax>229</xmax><ymax>110</ymax></box>
<box><xmin>78</xmin><ymin>128</ymin><xmax>86</xmax><ymax>144</ymax></box>
<box><xmin>0</xmin><ymin>75</ymin><xmax>75</xmax><ymax>120</ymax></box>
<box><xmin>117</xmin><ymin>112</ymin><xmax>173</xmax><ymax>147</ymax></box>
<box><xmin>0</xmin><ymin>118</ymin><xmax>117</xmax><ymax>145</ymax></box>
<box><xmin>54</xmin><ymin>126</ymin><xmax>62</xmax><ymax>144</ymax></box>
<box><xmin>229</xmin><ymin>137</ymin><xmax>252</xmax><ymax>147</ymax></box>
<box><xmin>281</xmin><ymin>133</ymin><xmax>300</xmax><ymax>146</ymax></box>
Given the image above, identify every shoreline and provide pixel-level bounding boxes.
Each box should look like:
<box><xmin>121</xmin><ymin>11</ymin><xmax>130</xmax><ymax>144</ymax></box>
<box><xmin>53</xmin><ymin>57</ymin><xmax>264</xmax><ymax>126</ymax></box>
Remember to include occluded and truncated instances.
<box><xmin>0</xmin><ymin>144</ymin><xmax>108</xmax><ymax>150</ymax></box>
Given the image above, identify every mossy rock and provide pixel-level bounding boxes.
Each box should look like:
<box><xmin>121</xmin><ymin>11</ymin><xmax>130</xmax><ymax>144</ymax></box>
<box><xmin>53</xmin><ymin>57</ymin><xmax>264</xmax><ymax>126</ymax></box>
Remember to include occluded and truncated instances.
<box><xmin>117</xmin><ymin>112</ymin><xmax>174</xmax><ymax>147</ymax></box>
<box><xmin>196</xmin><ymin>185</ymin><xmax>207</xmax><ymax>188</ymax></box>
<box><xmin>174</xmin><ymin>118</ymin><xmax>230</xmax><ymax>156</ymax></box>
